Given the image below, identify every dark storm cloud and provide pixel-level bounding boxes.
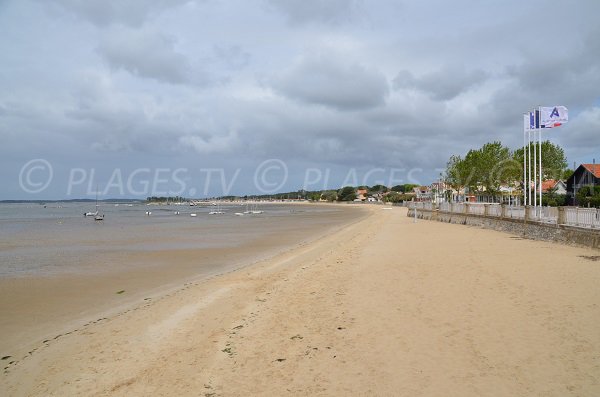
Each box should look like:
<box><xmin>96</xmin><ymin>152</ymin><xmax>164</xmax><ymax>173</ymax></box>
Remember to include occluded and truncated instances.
<box><xmin>272</xmin><ymin>53</ymin><xmax>389</xmax><ymax>111</ymax></box>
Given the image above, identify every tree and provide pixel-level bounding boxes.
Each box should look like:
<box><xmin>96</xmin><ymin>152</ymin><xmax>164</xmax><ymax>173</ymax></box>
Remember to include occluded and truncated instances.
<box><xmin>321</xmin><ymin>191</ymin><xmax>338</xmax><ymax>202</ymax></box>
<box><xmin>542</xmin><ymin>185</ymin><xmax>567</xmax><ymax>207</ymax></box>
<box><xmin>576</xmin><ymin>186</ymin><xmax>600</xmax><ymax>208</ymax></box>
<box><xmin>562</xmin><ymin>168</ymin><xmax>574</xmax><ymax>180</ymax></box>
<box><xmin>383</xmin><ymin>191</ymin><xmax>412</xmax><ymax>203</ymax></box>
<box><xmin>337</xmin><ymin>186</ymin><xmax>357</xmax><ymax>201</ymax></box>
<box><xmin>478</xmin><ymin>141</ymin><xmax>514</xmax><ymax>194</ymax></box>
<box><xmin>307</xmin><ymin>192</ymin><xmax>321</xmax><ymax>201</ymax></box>
<box><xmin>391</xmin><ymin>183</ymin><xmax>419</xmax><ymax>193</ymax></box>
<box><xmin>446</xmin><ymin>142</ymin><xmax>517</xmax><ymax>196</ymax></box>
<box><xmin>512</xmin><ymin>141</ymin><xmax>568</xmax><ymax>181</ymax></box>
<box><xmin>445</xmin><ymin>155</ymin><xmax>467</xmax><ymax>191</ymax></box>
<box><xmin>370</xmin><ymin>184</ymin><xmax>388</xmax><ymax>193</ymax></box>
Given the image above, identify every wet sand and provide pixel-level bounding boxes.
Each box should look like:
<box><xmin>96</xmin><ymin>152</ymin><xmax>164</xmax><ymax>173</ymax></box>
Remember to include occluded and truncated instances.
<box><xmin>2</xmin><ymin>206</ymin><xmax>600</xmax><ymax>396</ymax></box>
<box><xmin>0</xmin><ymin>204</ymin><xmax>367</xmax><ymax>361</ymax></box>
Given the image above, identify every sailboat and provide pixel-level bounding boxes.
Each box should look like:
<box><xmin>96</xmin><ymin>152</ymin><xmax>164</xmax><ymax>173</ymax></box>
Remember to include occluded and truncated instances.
<box><xmin>93</xmin><ymin>188</ymin><xmax>104</xmax><ymax>221</ymax></box>
<box><xmin>250</xmin><ymin>202</ymin><xmax>264</xmax><ymax>214</ymax></box>
<box><xmin>209</xmin><ymin>200</ymin><xmax>225</xmax><ymax>215</ymax></box>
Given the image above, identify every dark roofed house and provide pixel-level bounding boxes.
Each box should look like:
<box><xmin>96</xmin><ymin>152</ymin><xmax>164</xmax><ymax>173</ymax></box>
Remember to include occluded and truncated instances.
<box><xmin>566</xmin><ymin>164</ymin><xmax>600</xmax><ymax>205</ymax></box>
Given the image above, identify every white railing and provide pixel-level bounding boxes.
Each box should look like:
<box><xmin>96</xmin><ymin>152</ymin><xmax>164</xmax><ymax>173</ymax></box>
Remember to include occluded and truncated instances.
<box><xmin>467</xmin><ymin>203</ymin><xmax>485</xmax><ymax>215</ymax></box>
<box><xmin>564</xmin><ymin>207</ymin><xmax>600</xmax><ymax>228</ymax></box>
<box><xmin>505</xmin><ymin>206</ymin><xmax>525</xmax><ymax>219</ymax></box>
<box><xmin>488</xmin><ymin>204</ymin><xmax>502</xmax><ymax>217</ymax></box>
<box><xmin>411</xmin><ymin>201</ymin><xmax>600</xmax><ymax>229</ymax></box>
<box><xmin>451</xmin><ymin>202</ymin><xmax>465</xmax><ymax>213</ymax></box>
<box><xmin>540</xmin><ymin>206</ymin><xmax>559</xmax><ymax>224</ymax></box>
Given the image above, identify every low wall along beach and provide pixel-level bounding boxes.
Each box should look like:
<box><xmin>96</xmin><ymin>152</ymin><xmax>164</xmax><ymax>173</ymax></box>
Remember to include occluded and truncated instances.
<box><xmin>408</xmin><ymin>202</ymin><xmax>600</xmax><ymax>249</ymax></box>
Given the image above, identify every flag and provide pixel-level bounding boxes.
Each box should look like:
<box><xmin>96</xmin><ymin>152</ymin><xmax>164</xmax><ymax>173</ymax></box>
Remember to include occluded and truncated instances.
<box><xmin>529</xmin><ymin>112</ymin><xmax>535</xmax><ymax>130</ymax></box>
<box><xmin>540</xmin><ymin>106</ymin><xmax>568</xmax><ymax>128</ymax></box>
<box><xmin>524</xmin><ymin>114</ymin><xmax>530</xmax><ymax>130</ymax></box>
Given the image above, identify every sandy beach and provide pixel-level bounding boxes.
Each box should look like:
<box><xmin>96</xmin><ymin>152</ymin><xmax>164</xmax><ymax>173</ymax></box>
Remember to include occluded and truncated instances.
<box><xmin>2</xmin><ymin>206</ymin><xmax>600</xmax><ymax>396</ymax></box>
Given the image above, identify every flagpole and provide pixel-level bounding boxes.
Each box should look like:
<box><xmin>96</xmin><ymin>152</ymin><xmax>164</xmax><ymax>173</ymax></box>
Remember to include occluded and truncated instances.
<box><xmin>523</xmin><ymin>114</ymin><xmax>527</xmax><ymax>206</ymax></box>
<box><xmin>538</xmin><ymin>105</ymin><xmax>542</xmax><ymax>217</ymax></box>
<box><xmin>528</xmin><ymin>126</ymin><xmax>531</xmax><ymax>207</ymax></box>
<box><xmin>533</xmin><ymin>125</ymin><xmax>538</xmax><ymax>211</ymax></box>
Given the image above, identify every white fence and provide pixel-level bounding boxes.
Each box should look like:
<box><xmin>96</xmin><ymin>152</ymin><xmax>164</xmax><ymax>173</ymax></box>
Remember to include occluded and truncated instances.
<box><xmin>564</xmin><ymin>207</ymin><xmax>600</xmax><ymax>228</ymax></box>
<box><xmin>505</xmin><ymin>206</ymin><xmax>525</xmax><ymax>220</ymax></box>
<box><xmin>409</xmin><ymin>201</ymin><xmax>600</xmax><ymax>229</ymax></box>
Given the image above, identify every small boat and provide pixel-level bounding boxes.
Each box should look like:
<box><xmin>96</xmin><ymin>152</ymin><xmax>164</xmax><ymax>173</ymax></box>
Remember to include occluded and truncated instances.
<box><xmin>190</xmin><ymin>213</ymin><xmax>197</xmax><ymax>217</ymax></box>
<box><xmin>234</xmin><ymin>212</ymin><xmax>244</xmax><ymax>216</ymax></box>
<box><xmin>209</xmin><ymin>201</ymin><xmax>225</xmax><ymax>215</ymax></box>
<box><xmin>89</xmin><ymin>187</ymin><xmax>104</xmax><ymax>220</ymax></box>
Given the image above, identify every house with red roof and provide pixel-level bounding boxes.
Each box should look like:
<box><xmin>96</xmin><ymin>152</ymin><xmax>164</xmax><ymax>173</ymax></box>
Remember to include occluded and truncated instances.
<box><xmin>355</xmin><ymin>188</ymin><xmax>368</xmax><ymax>201</ymax></box>
<box><xmin>566</xmin><ymin>163</ymin><xmax>600</xmax><ymax>204</ymax></box>
<box><xmin>541</xmin><ymin>179</ymin><xmax>567</xmax><ymax>195</ymax></box>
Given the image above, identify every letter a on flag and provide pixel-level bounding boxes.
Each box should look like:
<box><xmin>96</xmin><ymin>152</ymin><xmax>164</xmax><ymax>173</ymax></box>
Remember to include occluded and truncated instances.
<box><xmin>540</xmin><ymin>106</ymin><xmax>568</xmax><ymax>128</ymax></box>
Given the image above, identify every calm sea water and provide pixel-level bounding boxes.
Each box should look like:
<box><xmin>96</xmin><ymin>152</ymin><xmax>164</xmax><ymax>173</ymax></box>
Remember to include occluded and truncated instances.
<box><xmin>0</xmin><ymin>202</ymin><xmax>349</xmax><ymax>277</ymax></box>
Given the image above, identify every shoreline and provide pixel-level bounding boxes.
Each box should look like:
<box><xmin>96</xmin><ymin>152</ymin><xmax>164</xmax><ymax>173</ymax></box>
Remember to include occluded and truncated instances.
<box><xmin>3</xmin><ymin>206</ymin><xmax>599</xmax><ymax>396</ymax></box>
<box><xmin>0</xmin><ymin>203</ymin><xmax>370</xmax><ymax>362</ymax></box>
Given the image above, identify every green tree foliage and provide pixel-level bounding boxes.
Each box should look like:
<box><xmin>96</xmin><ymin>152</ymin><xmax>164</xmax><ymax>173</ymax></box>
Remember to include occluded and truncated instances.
<box><xmin>391</xmin><ymin>184</ymin><xmax>418</xmax><ymax>193</ymax></box>
<box><xmin>445</xmin><ymin>154</ymin><xmax>471</xmax><ymax>192</ymax></box>
<box><xmin>337</xmin><ymin>186</ymin><xmax>357</xmax><ymax>201</ymax></box>
<box><xmin>307</xmin><ymin>192</ymin><xmax>322</xmax><ymax>201</ymax></box>
<box><xmin>445</xmin><ymin>140</ymin><xmax>568</xmax><ymax>197</ymax></box>
<box><xmin>321</xmin><ymin>191</ymin><xmax>338</xmax><ymax>202</ymax></box>
<box><xmin>542</xmin><ymin>185</ymin><xmax>567</xmax><ymax>207</ymax></box>
<box><xmin>576</xmin><ymin>186</ymin><xmax>600</xmax><ymax>208</ymax></box>
<box><xmin>562</xmin><ymin>168</ymin><xmax>574</xmax><ymax>180</ymax></box>
<box><xmin>369</xmin><ymin>184</ymin><xmax>389</xmax><ymax>193</ymax></box>
<box><xmin>444</xmin><ymin>142</ymin><xmax>514</xmax><ymax>195</ymax></box>
<box><xmin>512</xmin><ymin>141</ymin><xmax>568</xmax><ymax>181</ymax></box>
<box><xmin>383</xmin><ymin>191</ymin><xmax>412</xmax><ymax>203</ymax></box>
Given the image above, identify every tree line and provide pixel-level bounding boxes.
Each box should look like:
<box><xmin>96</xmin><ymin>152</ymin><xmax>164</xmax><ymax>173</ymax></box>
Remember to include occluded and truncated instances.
<box><xmin>444</xmin><ymin>141</ymin><xmax>569</xmax><ymax>198</ymax></box>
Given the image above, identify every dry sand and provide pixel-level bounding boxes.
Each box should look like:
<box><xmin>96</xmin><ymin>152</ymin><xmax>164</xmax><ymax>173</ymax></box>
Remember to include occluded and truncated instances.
<box><xmin>2</xmin><ymin>206</ymin><xmax>599</xmax><ymax>396</ymax></box>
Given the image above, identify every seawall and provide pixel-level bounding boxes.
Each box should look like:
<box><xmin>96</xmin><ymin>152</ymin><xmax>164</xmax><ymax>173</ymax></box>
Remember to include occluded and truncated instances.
<box><xmin>407</xmin><ymin>208</ymin><xmax>600</xmax><ymax>250</ymax></box>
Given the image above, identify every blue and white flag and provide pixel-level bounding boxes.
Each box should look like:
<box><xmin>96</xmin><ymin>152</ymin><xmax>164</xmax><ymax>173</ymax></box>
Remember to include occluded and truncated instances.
<box><xmin>540</xmin><ymin>106</ymin><xmax>568</xmax><ymax>128</ymax></box>
<box><xmin>529</xmin><ymin>111</ymin><xmax>536</xmax><ymax>130</ymax></box>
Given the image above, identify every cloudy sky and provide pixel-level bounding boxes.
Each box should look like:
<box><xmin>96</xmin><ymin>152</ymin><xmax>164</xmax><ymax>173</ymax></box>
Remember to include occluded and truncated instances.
<box><xmin>1</xmin><ymin>0</ymin><xmax>599</xmax><ymax>199</ymax></box>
